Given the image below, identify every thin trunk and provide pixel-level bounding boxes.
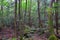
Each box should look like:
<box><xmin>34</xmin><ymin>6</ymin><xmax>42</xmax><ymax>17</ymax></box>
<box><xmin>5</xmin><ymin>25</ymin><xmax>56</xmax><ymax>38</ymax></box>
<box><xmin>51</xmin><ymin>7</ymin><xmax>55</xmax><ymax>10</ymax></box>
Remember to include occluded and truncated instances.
<box><xmin>55</xmin><ymin>0</ymin><xmax>58</xmax><ymax>34</ymax></box>
<box><xmin>19</xmin><ymin>0</ymin><xmax>22</xmax><ymax>37</ymax></box>
<box><xmin>1</xmin><ymin>0</ymin><xmax>4</xmax><ymax>27</ymax></box>
<box><xmin>24</xmin><ymin>0</ymin><xmax>27</xmax><ymax>24</ymax></box>
<box><xmin>28</xmin><ymin>0</ymin><xmax>32</xmax><ymax>27</ymax></box>
<box><xmin>19</xmin><ymin>0</ymin><xmax>21</xmax><ymax>20</ymax></box>
<box><xmin>7</xmin><ymin>6</ymin><xmax>9</xmax><ymax>24</ymax></box>
<box><xmin>14</xmin><ymin>0</ymin><xmax>17</xmax><ymax>37</ymax></box>
<box><xmin>37</xmin><ymin>0</ymin><xmax>42</xmax><ymax>27</ymax></box>
<box><xmin>44</xmin><ymin>0</ymin><xmax>46</xmax><ymax>27</ymax></box>
<box><xmin>19</xmin><ymin>0</ymin><xmax>24</xmax><ymax>40</ymax></box>
<box><xmin>44</xmin><ymin>0</ymin><xmax>46</xmax><ymax>20</ymax></box>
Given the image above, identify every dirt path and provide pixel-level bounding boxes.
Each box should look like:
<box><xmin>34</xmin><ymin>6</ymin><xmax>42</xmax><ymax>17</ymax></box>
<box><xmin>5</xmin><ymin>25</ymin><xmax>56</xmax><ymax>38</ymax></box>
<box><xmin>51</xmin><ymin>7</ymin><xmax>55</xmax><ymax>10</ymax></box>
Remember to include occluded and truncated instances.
<box><xmin>31</xmin><ymin>34</ymin><xmax>47</xmax><ymax>40</ymax></box>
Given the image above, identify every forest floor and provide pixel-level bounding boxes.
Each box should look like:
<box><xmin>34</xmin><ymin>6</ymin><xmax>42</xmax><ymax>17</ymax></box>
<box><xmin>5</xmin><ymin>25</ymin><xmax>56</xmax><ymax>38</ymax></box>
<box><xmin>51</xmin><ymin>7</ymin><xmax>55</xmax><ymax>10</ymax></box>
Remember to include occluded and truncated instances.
<box><xmin>0</xmin><ymin>27</ymin><xmax>60</xmax><ymax>40</ymax></box>
<box><xmin>0</xmin><ymin>27</ymin><xmax>48</xmax><ymax>40</ymax></box>
<box><xmin>31</xmin><ymin>34</ymin><xmax>47</xmax><ymax>40</ymax></box>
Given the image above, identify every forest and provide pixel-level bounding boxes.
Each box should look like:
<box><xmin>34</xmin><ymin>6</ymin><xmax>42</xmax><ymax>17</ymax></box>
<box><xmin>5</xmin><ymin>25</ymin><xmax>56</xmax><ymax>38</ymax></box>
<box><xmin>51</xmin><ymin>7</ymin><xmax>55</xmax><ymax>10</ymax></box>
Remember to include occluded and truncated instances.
<box><xmin>0</xmin><ymin>0</ymin><xmax>60</xmax><ymax>40</ymax></box>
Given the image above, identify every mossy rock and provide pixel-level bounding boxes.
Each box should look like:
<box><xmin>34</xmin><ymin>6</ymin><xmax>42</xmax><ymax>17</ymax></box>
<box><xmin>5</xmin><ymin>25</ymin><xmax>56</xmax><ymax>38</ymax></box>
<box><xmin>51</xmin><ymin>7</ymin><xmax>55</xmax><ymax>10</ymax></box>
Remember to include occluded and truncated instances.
<box><xmin>48</xmin><ymin>34</ymin><xmax>58</xmax><ymax>40</ymax></box>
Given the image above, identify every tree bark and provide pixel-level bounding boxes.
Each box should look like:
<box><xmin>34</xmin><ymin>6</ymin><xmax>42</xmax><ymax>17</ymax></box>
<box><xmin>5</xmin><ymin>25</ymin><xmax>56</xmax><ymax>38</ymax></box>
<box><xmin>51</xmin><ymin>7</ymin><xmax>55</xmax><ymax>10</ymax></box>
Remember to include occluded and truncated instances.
<box><xmin>37</xmin><ymin>0</ymin><xmax>42</xmax><ymax>27</ymax></box>
<box><xmin>44</xmin><ymin>0</ymin><xmax>46</xmax><ymax>18</ymax></box>
<box><xmin>44</xmin><ymin>0</ymin><xmax>46</xmax><ymax>27</ymax></box>
<box><xmin>1</xmin><ymin>0</ymin><xmax>4</xmax><ymax>28</ymax></box>
<box><xmin>14</xmin><ymin>0</ymin><xmax>17</xmax><ymax>37</ymax></box>
<box><xmin>28</xmin><ymin>0</ymin><xmax>32</xmax><ymax>27</ymax></box>
<box><xmin>55</xmin><ymin>0</ymin><xmax>59</xmax><ymax>34</ymax></box>
<box><xmin>24</xmin><ymin>0</ymin><xmax>27</xmax><ymax>24</ymax></box>
<box><xmin>19</xmin><ymin>0</ymin><xmax>21</xmax><ymax>20</ymax></box>
<box><xmin>48</xmin><ymin>0</ymin><xmax>55</xmax><ymax>34</ymax></box>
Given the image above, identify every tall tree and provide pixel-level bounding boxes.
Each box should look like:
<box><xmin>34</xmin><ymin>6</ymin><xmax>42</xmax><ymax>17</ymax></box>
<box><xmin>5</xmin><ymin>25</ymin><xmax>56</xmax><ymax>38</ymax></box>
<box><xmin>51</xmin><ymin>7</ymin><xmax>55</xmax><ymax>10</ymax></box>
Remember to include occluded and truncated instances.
<box><xmin>43</xmin><ymin>0</ymin><xmax>47</xmax><ymax>27</ymax></box>
<box><xmin>37</xmin><ymin>0</ymin><xmax>42</xmax><ymax>27</ymax></box>
<box><xmin>48</xmin><ymin>0</ymin><xmax>55</xmax><ymax>34</ymax></box>
<box><xmin>55</xmin><ymin>0</ymin><xmax>59</xmax><ymax>34</ymax></box>
<box><xmin>1</xmin><ymin>0</ymin><xmax>4</xmax><ymax>28</ymax></box>
<box><xmin>28</xmin><ymin>0</ymin><xmax>32</xmax><ymax>27</ymax></box>
<box><xmin>14</xmin><ymin>0</ymin><xmax>17</xmax><ymax>37</ymax></box>
<box><xmin>19</xmin><ymin>0</ymin><xmax>21</xmax><ymax>20</ymax></box>
<box><xmin>18</xmin><ymin>0</ymin><xmax>23</xmax><ymax>38</ymax></box>
<box><xmin>18</xmin><ymin>0</ymin><xmax>25</xmax><ymax>40</ymax></box>
<box><xmin>44</xmin><ymin>0</ymin><xmax>47</xmax><ymax>20</ymax></box>
<box><xmin>24</xmin><ymin>0</ymin><xmax>27</xmax><ymax>24</ymax></box>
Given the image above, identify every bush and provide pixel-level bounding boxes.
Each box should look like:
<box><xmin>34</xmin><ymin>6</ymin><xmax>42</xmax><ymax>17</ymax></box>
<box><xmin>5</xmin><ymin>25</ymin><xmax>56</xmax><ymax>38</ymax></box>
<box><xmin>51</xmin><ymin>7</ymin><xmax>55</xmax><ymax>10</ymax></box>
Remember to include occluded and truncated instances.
<box><xmin>24</xmin><ymin>25</ymin><xmax>31</xmax><ymax>33</ymax></box>
<box><xmin>20</xmin><ymin>36</ymin><xmax>23</xmax><ymax>40</ymax></box>
<box><xmin>48</xmin><ymin>34</ymin><xmax>58</xmax><ymax>40</ymax></box>
<box><xmin>12</xmin><ymin>37</ymin><xmax>16</xmax><ymax>40</ymax></box>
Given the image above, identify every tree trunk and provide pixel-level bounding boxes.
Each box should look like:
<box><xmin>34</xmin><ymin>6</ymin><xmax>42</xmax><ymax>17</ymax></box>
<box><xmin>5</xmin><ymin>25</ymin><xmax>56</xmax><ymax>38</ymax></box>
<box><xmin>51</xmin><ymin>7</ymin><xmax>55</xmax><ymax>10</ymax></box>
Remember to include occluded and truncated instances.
<box><xmin>14</xmin><ymin>0</ymin><xmax>17</xmax><ymax>37</ymax></box>
<box><xmin>1</xmin><ymin>0</ymin><xmax>4</xmax><ymax>28</ymax></box>
<box><xmin>44</xmin><ymin>0</ymin><xmax>46</xmax><ymax>27</ymax></box>
<box><xmin>48</xmin><ymin>0</ymin><xmax>55</xmax><ymax>34</ymax></box>
<box><xmin>19</xmin><ymin>0</ymin><xmax>21</xmax><ymax>20</ymax></box>
<box><xmin>24</xmin><ymin>0</ymin><xmax>27</xmax><ymax>24</ymax></box>
<box><xmin>55</xmin><ymin>0</ymin><xmax>59</xmax><ymax>34</ymax></box>
<box><xmin>28</xmin><ymin>0</ymin><xmax>32</xmax><ymax>27</ymax></box>
<box><xmin>37</xmin><ymin>0</ymin><xmax>42</xmax><ymax>27</ymax></box>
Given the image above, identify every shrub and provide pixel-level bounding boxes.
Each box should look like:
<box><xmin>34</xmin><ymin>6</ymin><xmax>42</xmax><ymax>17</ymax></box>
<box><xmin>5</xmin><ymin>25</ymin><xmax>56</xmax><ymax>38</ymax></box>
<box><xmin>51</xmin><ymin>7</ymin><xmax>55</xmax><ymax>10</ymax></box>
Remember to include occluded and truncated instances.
<box><xmin>48</xmin><ymin>34</ymin><xmax>58</xmax><ymax>40</ymax></box>
<box><xmin>12</xmin><ymin>37</ymin><xmax>16</xmax><ymax>40</ymax></box>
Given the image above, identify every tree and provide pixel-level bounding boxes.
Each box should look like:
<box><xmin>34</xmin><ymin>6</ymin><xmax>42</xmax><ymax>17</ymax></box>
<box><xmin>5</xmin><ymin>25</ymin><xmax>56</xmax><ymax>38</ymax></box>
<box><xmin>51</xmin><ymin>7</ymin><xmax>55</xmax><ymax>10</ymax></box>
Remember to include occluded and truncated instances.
<box><xmin>28</xmin><ymin>0</ymin><xmax>32</xmax><ymax>27</ymax></box>
<box><xmin>14</xmin><ymin>0</ymin><xmax>17</xmax><ymax>37</ymax></box>
<box><xmin>43</xmin><ymin>0</ymin><xmax>47</xmax><ymax>27</ymax></box>
<box><xmin>18</xmin><ymin>0</ymin><xmax>22</xmax><ymax>20</ymax></box>
<box><xmin>1</xmin><ymin>0</ymin><xmax>4</xmax><ymax>27</ymax></box>
<box><xmin>48</xmin><ymin>0</ymin><xmax>55</xmax><ymax>34</ymax></box>
<box><xmin>18</xmin><ymin>0</ymin><xmax>23</xmax><ymax>39</ymax></box>
<box><xmin>24</xmin><ymin>0</ymin><xmax>27</xmax><ymax>24</ymax></box>
<box><xmin>54</xmin><ymin>0</ymin><xmax>59</xmax><ymax>34</ymax></box>
<box><xmin>37</xmin><ymin>0</ymin><xmax>42</xmax><ymax>27</ymax></box>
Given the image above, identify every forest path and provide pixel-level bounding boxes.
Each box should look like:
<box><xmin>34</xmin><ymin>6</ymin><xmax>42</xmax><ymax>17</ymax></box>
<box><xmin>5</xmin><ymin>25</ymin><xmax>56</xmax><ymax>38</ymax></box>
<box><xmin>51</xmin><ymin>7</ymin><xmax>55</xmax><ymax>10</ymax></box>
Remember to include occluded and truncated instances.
<box><xmin>31</xmin><ymin>34</ymin><xmax>47</xmax><ymax>40</ymax></box>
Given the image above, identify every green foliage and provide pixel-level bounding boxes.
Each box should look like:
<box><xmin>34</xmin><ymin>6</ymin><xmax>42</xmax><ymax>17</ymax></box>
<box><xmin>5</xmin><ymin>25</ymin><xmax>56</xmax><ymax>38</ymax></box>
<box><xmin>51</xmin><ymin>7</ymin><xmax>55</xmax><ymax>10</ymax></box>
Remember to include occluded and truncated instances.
<box><xmin>53</xmin><ymin>2</ymin><xmax>58</xmax><ymax>8</ymax></box>
<box><xmin>0</xmin><ymin>0</ymin><xmax>9</xmax><ymax>6</ymax></box>
<box><xmin>46</xmin><ymin>7</ymin><xmax>52</xmax><ymax>13</ymax></box>
<box><xmin>39</xmin><ymin>29</ymin><xmax>44</xmax><ymax>35</ymax></box>
<box><xmin>20</xmin><ymin>36</ymin><xmax>23</xmax><ymax>40</ymax></box>
<box><xmin>48</xmin><ymin>19</ymin><xmax>54</xmax><ymax>34</ymax></box>
<box><xmin>22</xmin><ymin>0</ymin><xmax>30</xmax><ymax>9</ymax></box>
<box><xmin>24</xmin><ymin>25</ymin><xmax>31</xmax><ymax>33</ymax></box>
<box><xmin>0</xmin><ymin>0</ymin><xmax>59</xmax><ymax>36</ymax></box>
<box><xmin>47</xmin><ymin>7</ymin><xmax>54</xmax><ymax>34</ymax></box>
<box><xmin>48</xmin><ymin>34</ymin><xmax>58</xmax><ymax>40</ymax></box>
<box><xmin>12</xmin><ymin>37</ymin><xmax>16</xmax><ymax>40</ymax></box>
<box><xmin>53</xmin><ymin>2</ymin><xmax>59</xmax><ymax>11</ymax></box>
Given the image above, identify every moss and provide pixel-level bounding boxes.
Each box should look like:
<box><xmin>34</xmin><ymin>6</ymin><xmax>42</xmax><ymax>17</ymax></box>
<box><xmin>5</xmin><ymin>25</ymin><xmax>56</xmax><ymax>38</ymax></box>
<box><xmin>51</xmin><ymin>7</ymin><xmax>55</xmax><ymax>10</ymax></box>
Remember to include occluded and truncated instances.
<box><xmin>12</xmin><ymin>37</ymin><xmax>16</xmax><ymax>40</ymax></box>
<box><xmin>48</xmin><ymin>34</ymin><xmax>58</xmax><ymax>40</ymax></box>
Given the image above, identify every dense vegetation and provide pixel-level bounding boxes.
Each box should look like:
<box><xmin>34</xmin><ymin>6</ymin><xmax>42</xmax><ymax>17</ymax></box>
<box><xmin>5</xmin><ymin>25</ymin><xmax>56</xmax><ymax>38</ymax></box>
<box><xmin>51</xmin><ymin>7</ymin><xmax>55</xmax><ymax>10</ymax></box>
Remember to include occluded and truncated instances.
<box><xmin>0</xmin><ymin>0</ymin><xmax>60</xmax><ymax>40</ymax></box>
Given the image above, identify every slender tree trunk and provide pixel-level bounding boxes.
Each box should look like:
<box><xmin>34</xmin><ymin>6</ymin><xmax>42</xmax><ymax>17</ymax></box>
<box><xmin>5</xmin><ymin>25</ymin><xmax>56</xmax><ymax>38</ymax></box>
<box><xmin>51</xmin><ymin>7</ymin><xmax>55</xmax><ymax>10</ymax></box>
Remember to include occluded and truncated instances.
<box><xmin>24</xmin><ymin>0</ymin><xmax>27</xmax><ymax>24</ymax></box>
<box><xmin>55</xmin><ymin>0</ymin><xmax>59</xmax><ymax>34</ymax></box>
<box><xmin>44</xmin><ymin>0</ymin><xmax>46</xmax><ymax>27</ymax></box>
<box><xmin>19</xmin><ymin>0</ymin><xmax>21</xmax><ymax>20</ymax></box>
<box><xmin>14</xmin><ymin>0</ymin><xmax>17</xmax><ymax>37</ymax></box>
<box><xmin>1</xmin><ymin>0</ymin><xmax>4</xmax><ymax>28</ymax></box>
<box><xmin>18</xmin><ymin>0</ymin><xmax>24</xmax><ymax>40</ymax></box>
<box><xmin>19</xmin><ymin>0</ymin><xmax>22</xmax><ymax>38</ymax></box>
<box><xmin>28</xmin><ymin>0</ymin><xmax>32</xmax><ymax>27</ymax></box>
<box><xmin>7</xmin><ymin>5</ymin><xmax>9</xmax><ymax>24</ymax></box>
<box><xmin>37</xmin><ymin>0</ymin><xmax>42</xmax><ymax>27</ymax></box>
<box><xmin>44</xmin><ymin>0</ymin><xmax>46</xmax><ymax>18</ymax></box>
